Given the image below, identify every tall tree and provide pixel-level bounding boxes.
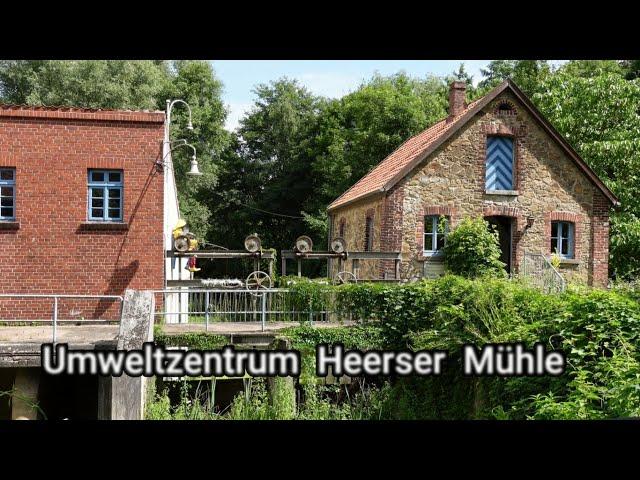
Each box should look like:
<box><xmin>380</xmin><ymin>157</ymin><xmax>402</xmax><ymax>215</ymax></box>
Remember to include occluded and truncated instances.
<box><xmin>558</xmin><ymin>60</ymin><xmax>625</xmax><ymax>78</ymax></box>
<box><xmin>0</xmin><ymin>60</ymin><xmax>171</xmax><ymax>109</ymax></box>
<box><xmin>533</xmin><ymin>71</ymin><xmax>640</xmax><ymax>279</ymax></box>
<box><xmin>160</xmin><ymin>61</ymin><xmax>230</xmax><ymax>240</ymax></box>
<box><xmin>208</xmin><ymin>78</ymin><xmax>321</xmax><ymax>256</ymax></box>
<box><xmin>479</xmin><ymin>60</ymin><xmax>551</xmax><ymax>96</ymax></box>
<box><xmin>306</xmin><ymin>72</ymin><xmax>448</xmax><ymax>238</ymax></box>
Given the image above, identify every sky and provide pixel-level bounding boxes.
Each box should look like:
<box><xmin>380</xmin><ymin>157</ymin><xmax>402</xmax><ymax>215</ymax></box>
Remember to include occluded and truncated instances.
<box><xmin>211</xmin><ymin>60</ymin><xmax>493</xmax><ymax>131</ymax></box>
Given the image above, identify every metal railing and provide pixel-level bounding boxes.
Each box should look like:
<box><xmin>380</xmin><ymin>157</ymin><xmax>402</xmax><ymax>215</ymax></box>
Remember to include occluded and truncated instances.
<box><xmin>0</xmin><ymin>294</ymin><xmax>124</xmax><ymax>343</ymax></box>
<box><xmin>521</xmin><ymin>252</ymin><xmax>566</xmax><ymax>294</ymax></box>
<box><xmin>154</xmin><ymin>288</ymin><xmax>334</xmax><ymax>331</ymax></box>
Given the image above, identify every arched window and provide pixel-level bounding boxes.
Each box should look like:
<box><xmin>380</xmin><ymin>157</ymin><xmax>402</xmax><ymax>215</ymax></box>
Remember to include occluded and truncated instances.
<box><xmin>339</xmin><ymin>218</ymin><xmax>346</xmax><ymax>238</ymax></box>
<box><xmin>497</xmin><ymin>101</ymin><xmax>516</xmax><ymax>116</ymax></box>
<box><xmin>424</xmin><ymin>215</ymin><xmax>448</xmax><ymax>254</ymax></box>
<box><xmin>364</xmin><ymin>215</ymin><xmax>373</xmax><ymax>251</ymax></box>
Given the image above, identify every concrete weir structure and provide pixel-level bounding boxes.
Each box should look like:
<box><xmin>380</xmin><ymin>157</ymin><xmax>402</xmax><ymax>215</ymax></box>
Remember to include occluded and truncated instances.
<box><xmin>0</xmin><ymin>290</ymin><xmax>154</xmax><ymax>420</ymax></box>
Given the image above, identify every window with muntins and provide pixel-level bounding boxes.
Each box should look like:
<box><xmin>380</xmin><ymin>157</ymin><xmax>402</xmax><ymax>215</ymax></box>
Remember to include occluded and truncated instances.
<box><xmin>551</xmin><ymin>221</ymin><xmax>574</xmax><ymax>259</ymax></box>
<box><xmin>424</xmin><ymin>215</ymin><xmax>448</xmax><ymax>254</ymax></box>
<box><xmin>0</xmin><ymin>168</ymin><xmax>16</xmax><ymax>221</ymax></box>
<box><xmin>88</xmin><ymin>170</ymin><xmax>123</xmax><ymax>222</ymax></box>
<box><xmin>485</xmin><ymin>136</ymin><xmax>514</xmax><ymax>191</ymax></box>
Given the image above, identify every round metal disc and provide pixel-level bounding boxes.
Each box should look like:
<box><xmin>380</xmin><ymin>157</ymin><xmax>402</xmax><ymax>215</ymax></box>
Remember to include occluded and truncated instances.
<box><xmin>330</xmin><ymin>237</ymin><xmax>347</xmax><ymax>254</ymax></box>
<box><xmin>244</xmin><ymin>234</ymin><xmax>261</xmax><ymax>253</ymax></box>
<box><xmin>295</xmin><ymin>235</ymin><xmax>313</xmax><ymax>253</ymax></box>
<box><xmin>174</xmin><ymin>236</ymin><xmax>190</xmax><ymax>252</ymax></box>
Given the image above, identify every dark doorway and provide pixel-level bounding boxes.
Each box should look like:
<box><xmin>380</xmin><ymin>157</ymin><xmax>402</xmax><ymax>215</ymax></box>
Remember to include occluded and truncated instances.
<box><xmin>485</xmin><ymin>216</ymin><xmax>513</xmax><ymax>274</ymax></box>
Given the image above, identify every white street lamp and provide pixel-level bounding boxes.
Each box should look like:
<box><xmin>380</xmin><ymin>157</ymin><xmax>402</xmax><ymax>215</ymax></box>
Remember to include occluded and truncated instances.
<box><xmin>164</xmin><ymin>99</ymin><xmax>200</xmax><ymax>175</ymax></box>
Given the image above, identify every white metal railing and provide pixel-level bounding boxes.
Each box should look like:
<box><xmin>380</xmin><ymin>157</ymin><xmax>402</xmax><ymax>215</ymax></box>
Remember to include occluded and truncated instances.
<box><xmin>153</xmin><ymin>288</ymin><xmax>333</xmax><ymax>331</ymax></box>
<box><xmin>521</xmin><ymin>253</ymin><xmax>566</xmax><ymax>293</ymax></box>
<box><xmin>0</xmin><ymin>294</ymin><xmax>124</xmax><ymax>343</ymax></box>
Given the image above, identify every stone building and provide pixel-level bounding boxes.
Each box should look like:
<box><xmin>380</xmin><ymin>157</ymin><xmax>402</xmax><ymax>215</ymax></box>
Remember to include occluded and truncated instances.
<box><xmin>327</xmin><ymin>80</ymin><xmax>619</xmax><ymax>287</ymax></box>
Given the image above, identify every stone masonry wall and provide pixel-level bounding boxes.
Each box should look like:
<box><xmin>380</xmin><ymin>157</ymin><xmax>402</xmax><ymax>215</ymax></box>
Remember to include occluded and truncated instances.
<box><xmin>331</xmin><ymin>92</ymin><xmax>610</xmax><ymax>286</ymax></box>
<box><xmin>329</xmin><ymin>196</ymin><xmax>385</xmax><ymax>280</ymax></box>
<box><xmin>393</xmin><ymin>91</ymin><xmax>608</xmax><ymax>286</ymax></box>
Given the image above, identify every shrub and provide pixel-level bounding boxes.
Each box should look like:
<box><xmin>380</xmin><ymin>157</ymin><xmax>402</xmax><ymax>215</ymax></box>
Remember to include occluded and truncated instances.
<box><xmin>443</xmin><ymin>216</ymin><xmax>506</xmax><ymax>278</ymax></box>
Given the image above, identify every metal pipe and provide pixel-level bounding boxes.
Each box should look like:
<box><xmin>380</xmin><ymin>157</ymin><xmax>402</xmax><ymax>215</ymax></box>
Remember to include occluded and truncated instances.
<box><xmin>205</xmin><ymin>291</ymin><xmax>210</xmax><ymax>332</ymax></box>
<box><xmin>53</xmin><ymin>296</ymin><xmax>58</xmax><ymax>344</ymax></box>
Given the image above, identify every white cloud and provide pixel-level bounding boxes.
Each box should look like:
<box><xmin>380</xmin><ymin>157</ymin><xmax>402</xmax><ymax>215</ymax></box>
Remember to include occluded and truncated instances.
<box><xmin>293</xmin><ymin>72</ymin><xmax>362</xmax><ymax>98</ymax></box>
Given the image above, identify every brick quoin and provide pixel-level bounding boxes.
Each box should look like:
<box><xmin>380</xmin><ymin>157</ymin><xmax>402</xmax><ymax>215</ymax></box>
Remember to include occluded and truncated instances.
<box><xmin>0</xmin><ymin>105</ymin><xmax>165</xmax><ymax>320</ymax></box>
<box><xmin>379</xmin><ymin>185</ymin><xmax>404</xmax><ymax>278</ymax></box>
<box><xmin>591</xmin><ymin>192</ymin><xmax>610</xmax><ymax>287</ymax></box>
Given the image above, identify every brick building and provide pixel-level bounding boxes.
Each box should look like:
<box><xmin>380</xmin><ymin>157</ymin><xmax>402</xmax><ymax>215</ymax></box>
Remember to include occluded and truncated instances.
<box><xmin>327</xmin><ymin>80</ymin><xmax>619</xmax><ymax>287</ymax></box>
<box><xmin>0</xmin><ymin>104</ymin><xmax>166</xmax><ymax>319</ymax></box>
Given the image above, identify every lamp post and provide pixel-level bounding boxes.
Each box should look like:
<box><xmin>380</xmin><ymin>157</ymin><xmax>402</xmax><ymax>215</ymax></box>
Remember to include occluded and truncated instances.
<box><xmin>156</xmin><ymin>139</ymin><xmax>199</xmax><ymax>174</ymax></box>
<box><xmin>163</xmin><ymin>100</ymin><xmax>200</xmax><ymax>298</ymax></box>
<box><xmin>164</xmin><ymin>99</ymin><xmax>201</xmax><ymax>176</ymax></box>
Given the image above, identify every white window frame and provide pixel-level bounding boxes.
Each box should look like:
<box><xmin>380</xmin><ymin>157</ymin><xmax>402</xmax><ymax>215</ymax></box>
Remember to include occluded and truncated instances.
<box><xmin>423</xmin><ymin>215</ymin><xmax>448</xmax><ymax>255</ymax></box>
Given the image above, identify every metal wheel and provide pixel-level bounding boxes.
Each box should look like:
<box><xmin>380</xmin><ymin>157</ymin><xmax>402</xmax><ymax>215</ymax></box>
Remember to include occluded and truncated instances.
<box><xmin>295</xmin><ymin>235</ymin><xmax>313</xmax><ymax>253</ymax></box>
<box><xmin>330</xmin><ymin>237</ymin><xmax>347</xmax><ymax>254</ymax></box>
<box><xmin>246</xmin><ymin>270</ymin><xmax>272</xmax><ymax>296</ymax></box>
<box><xmin>244</xmin><ymin>234</ymin><xmax>261</xmax><ymax>253</ymax></box>
<box><xmin>174</xmin><ymin>235</ymin><xmax>191</xmax><ymax>252</ymax></box>
<box><xmin>333</xmin><ymin>271</ymin><xmax>357</xmax><ymax>285</ymax></box>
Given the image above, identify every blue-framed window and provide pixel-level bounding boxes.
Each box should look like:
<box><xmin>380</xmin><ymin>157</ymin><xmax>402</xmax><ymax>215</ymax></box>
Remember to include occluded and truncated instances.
<box><xmin>424</xmin><ymin>215</ymin><xmax>448</xmax><ymax>254</ymax></box>
<box><xmin>485</xmin><ymin>136</ymin><xmax>514</xmax><ymax>191</ymax></box>
<box><xmin>0</xmin><ymin>168</ymin><xmax>16</xmax><ymax>221</ymax></box>
<box><xmin>551</xmin><ymin>221</ymin><xmax>574</xmax><ymax>259</ymax></box>
<box><xmin>88</xmin><ymin>170</ymin><xmax>123</xmax><ymax>222</ymax></box>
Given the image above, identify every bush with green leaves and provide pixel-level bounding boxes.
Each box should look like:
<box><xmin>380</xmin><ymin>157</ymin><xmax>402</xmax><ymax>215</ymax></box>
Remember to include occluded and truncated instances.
<box><xmin>443</xmin><ymin>217</ymin><xmax>506</xmax><ymax>278</ymax></box>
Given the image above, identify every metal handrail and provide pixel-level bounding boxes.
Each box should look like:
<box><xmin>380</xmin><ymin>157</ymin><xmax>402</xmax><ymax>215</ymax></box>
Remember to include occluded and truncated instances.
<box><xmin>154</xmin><ymin>288</ymin><xmax>335</xmax><ymax>331</ymax></box>
<box><xmin>521</xmin><ymin>252</ymin><xmax>566</xmax><ymax>293</ymax></box>
<box><xmin>0</xmin><ymin>294</ymin><xmax>124</xmax><ymax>343</ymax></box>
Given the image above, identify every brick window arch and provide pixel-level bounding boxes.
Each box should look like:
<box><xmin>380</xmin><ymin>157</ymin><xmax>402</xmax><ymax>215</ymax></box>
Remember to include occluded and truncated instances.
<box><xmin>496</xmin><ymin>100</ymin><xmax>517</xmax><ymax>116</ymax></box>
<box><xmin>545</xmin><ymin>211</ymin><xmax>583</xmax><ymax>259</ymax></box>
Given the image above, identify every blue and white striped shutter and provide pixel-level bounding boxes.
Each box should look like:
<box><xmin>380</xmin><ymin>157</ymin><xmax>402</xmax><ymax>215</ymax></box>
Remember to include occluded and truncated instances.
<box><xmin>485</xmin><ymin>137</ymin><xmax>514</xmax><ymax>190</ymax></box>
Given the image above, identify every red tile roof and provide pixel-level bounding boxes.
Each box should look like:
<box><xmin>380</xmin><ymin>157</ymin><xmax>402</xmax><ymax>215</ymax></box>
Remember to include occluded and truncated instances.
<box><xmin>0</xmin><ymin>103</ymin><xmax>164</xmax><ymax>123</ymax></box>
<box><xmin>328</xmin><ymin>98</ymin><xmax>481</xmax><ymax>210</ymax></box>
<box><xmin>328</xmin><ymin>80</ymin><xmax>619</xmax><ymax>210</ymax></box>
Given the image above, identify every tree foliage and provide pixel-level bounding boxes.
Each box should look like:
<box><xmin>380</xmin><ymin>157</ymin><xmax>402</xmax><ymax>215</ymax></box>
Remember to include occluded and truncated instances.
<box><xmin>443</xmin><ymin>217</ymin><xmax>506</xmax><ymax>278</ymax></box>
<box><xmin>0</xmin><ymin>60</ymin><xmax>170</xmax><ymax>109</ymax></box>
<box><xmin>0</xmin><ymin>60</ymin><xmax>230</xmax><ymax>241</ymax></box>
<box><xmin>532</xmin><ymin>71</ymin><xmax>640</xmax><ymax>278</ymax></box>
<box><xmin>1</xmin><ymin>60</ymin><xmax>639</xmax><ymax>281</ymax></box>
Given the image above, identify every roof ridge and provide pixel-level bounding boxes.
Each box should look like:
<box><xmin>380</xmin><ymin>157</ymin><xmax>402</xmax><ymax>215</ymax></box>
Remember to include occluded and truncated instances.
<box><xmin>328</xmin><ymin>79</ymin><xmax>618</xmax><ymax>211</ymax></box>
<box><xmin>328</xmin><ymin>97</ymin><xmax>479</xmax><ymax>210</ymax></box>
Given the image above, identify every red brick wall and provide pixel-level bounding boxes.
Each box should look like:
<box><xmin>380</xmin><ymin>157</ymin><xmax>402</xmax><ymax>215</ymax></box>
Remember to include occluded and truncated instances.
<box><xmin>591</xmin><ymin>191</ymin><xmax>610</xmax><ymax>287</ymax></box>
<box><xmin>379</xmin><ymin>185</ymin><xmax>404</xmax><ymax>278</ymax></box>
<box><xmin>0</xmin><ymin>107</ymin><xmax>164</xmax><ymax>320</ymax></box>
